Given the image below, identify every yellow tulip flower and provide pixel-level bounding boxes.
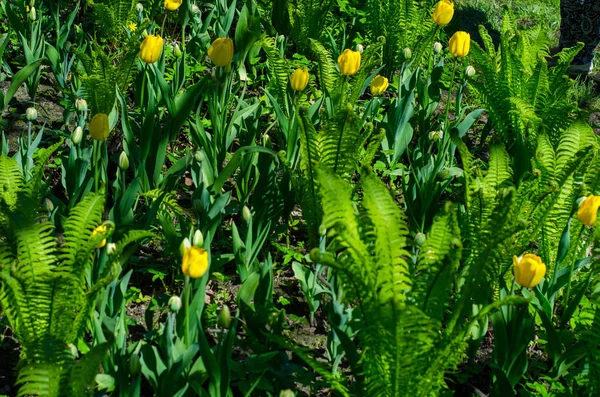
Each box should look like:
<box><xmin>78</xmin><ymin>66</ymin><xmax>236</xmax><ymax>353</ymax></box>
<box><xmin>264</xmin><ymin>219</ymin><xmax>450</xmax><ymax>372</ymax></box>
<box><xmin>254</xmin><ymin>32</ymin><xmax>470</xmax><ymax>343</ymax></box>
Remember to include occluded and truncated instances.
<box><xmin>432</xmin><ymin>0</ymin><xmax>454</xmax><ymax>26</ymax></box>
<box><xmin>208</xmin><ymin>38</ymin><xmax>234</xmax><ymax>67</ymax></box>
<box><xmin>164</xmin><ymin>0</ymin><xmax>183</xmax><ymax>11</ymax></box>
<box><xmin>89</xmin><ymin>113</ymin><xmax>110</xmax><ymax>141</ymax></box>
<box><xmin>337</xmin><ymin>49</ymin><xmax>361</xmax><ymax>76</ymax></box>
<box><xmin>370</xmin><ymin>75</ymin><xmax>389</xmax><ymax>96</ymax></box>
<box><xmin>448</xmin><ymin>31</ymin><xmax>471</xmax><ymax>58</ymax></box>
<box><xmin>182</xmin><ymin>246</ymin><xmax>209</xmax><ymax>278</ymax></box>
<box><xmin>577</xmin><ymin>195</ymin><xmax>600</xmax><ymax>226</ymax></box>
<box><xmin>92</xmin><ymin>225</ymin><xmax>108</xmax><ymax>248</ymax></box>
<box><xmin>290</xmin><ymin>68</ymin><xmax>309</xmax><ymax>91</ymax></box>
<box><xmin>140</xmin><ymin>34</ymin><xmax>164</xmax><ymax>64</ymax></box>
<box><xmin>513</xmin><ymin>254</ymin><xmax>546</xmax><ymax>288</ymax></box>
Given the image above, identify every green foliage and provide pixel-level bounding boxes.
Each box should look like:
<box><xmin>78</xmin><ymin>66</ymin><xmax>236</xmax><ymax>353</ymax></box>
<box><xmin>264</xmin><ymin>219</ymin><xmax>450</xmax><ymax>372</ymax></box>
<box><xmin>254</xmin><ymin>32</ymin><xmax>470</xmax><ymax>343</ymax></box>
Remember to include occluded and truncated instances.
<box><xmin>0</xmin><ymin>153</ymin><xmax>153</xmax><ymax>396</ymax></box>
<box><xmin>92</xmin><ymin>0</ymin><xmax>136</xmax><ymax>38</ymax></box>
<box><xmin>469</xmin><ymin>7</ymin><xmax>583</xmax><ymax>150</ymax></box>
<box><xmin>365</xmin><ymin>0</ymin><xmax>435</xmax><ymax>77</ymax></box>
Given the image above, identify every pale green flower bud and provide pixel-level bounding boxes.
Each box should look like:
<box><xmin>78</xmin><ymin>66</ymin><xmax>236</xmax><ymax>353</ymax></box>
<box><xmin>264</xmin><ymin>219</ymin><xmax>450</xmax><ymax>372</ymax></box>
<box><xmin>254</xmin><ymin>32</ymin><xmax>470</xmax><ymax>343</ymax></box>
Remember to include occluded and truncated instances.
<box><xmin>242</xmin><ymin>205</ymin><xmax>252</xmax><ymax>223</ymax></box>
<box><xmin>465</xmin><ymin>65</ymin><xmax>476</xmax><ymax>78</ymax></box>
<box><xmin>190</xmin><ymin>4</ymin><xmax>200</xmax><ymax>14</ymax></box>
<box><xmin>414</xmin><ymin>233</ymin><xmax>426</xmax><ymax>247</ymax></box>
<box><xmin>433</xmin><ymin>42</ymin><xmax>442</xmax><ymax>54</ymax></box>
<box><xmin>106</xmin><ymin>243</ymin><xmax>117</xmax><ymax>255</ymax></box>
<box><xmin>43</xmin><ymin>198</ymin><xmax>54</xmax><ymax>212</ymax></box>
<box><xmin>26</xmin><ymin>107</ymin><xmax>37</xmax><ymax>121</ymax></box>
<box><xmin>193</xmin><ymin>229</ymin><xmax>204</xmax><ymax>247</ymax></box>
<box><xmin>119</xmin><ymin>151</ymin><xmax>129</xmax><ymax>171</ymax></box>
<box><xmin>217</xmin><ymin>305</ymin><xmax>232</xmax><ymax>328</ymax></box>
<box><xmin>279</xmin><ymin>390</ymin><xmax>295</xmax><ymax>397</ymax></box>
<box><xmin>402</xmin><ymin>47</ymin><xmax>412</xmax><ymax>60</ymax></box>
<box><xmin>168</xmin><ymin>295</ymin><xmax>182</xmax><ymax>313</ymax></box>
<box><xmin>75</xmin><ymin>98</ymin><xmax>87</xmax><ymax>112</ymax></box>
<box><xmin>174</xmin><ymin>43</ymin><xmax>182</xmax><ymax>58</ymax></box>
<box><xmin>355</xmin><ymin>44</ymin><xmax>364</xmax><ymax>54</ymax></box>
<box><xmin>135</xmin><ymin>2</ymin><xmax>144</xmax><ymax>13</ymax></box>
<box><xmin>72</xmin><ymin>126</ymin><xmax>83</xmax><ymax>145</ymax></box>
<box><xmin>29</xmin><ymin>6</ymin><xmax>36</xmax><ymax>21</ymax></box>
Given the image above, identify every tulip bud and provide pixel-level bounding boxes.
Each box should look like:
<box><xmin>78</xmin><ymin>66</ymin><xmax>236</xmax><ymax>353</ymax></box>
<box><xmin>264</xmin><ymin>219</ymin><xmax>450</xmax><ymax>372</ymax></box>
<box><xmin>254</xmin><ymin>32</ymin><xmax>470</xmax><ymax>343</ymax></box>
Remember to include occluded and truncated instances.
<box><xmin>180</xmin><ymin>238</ymin><xmax>191</xmax><ymax>257</ymax></box>
<box><xmin>64</xmin><ymin>41</ymin><xmax>72</xmax><ymax>52</ymax></box>
<box><xmin>26</xmin><ymin>107</ymin><xmax>38</xmax><ymax>121</ymax></box>
<box><xmin>217</xmin><ymin>305</ymin><xmax>232</xmax><ymax>328</ymax></box>
<box><xmin>414</xmin><ymin>233</ymin><xmax>426</xmax><ymax>246</ymax></box>
<box><xmin>577</xmin><ymin>195</ymin><xmax>600</xmax><ymax>227</ymax></box>
<box><xmin>0</xmin><ymin>73</ymin><xmax>5</xmax><ymax>82</ymax></box>
<box><xmin>402</xmin><ymin>47</ymin><xmax>412</xmax><ymax>60</ymax></box>
<box><xmin>433</xmin><ymin>42</ymin><xmax>442</xmax><ymax>54</ymax></box>
<box><xmin>168</xmin><ymin>295</ymin><xmax>182</xmax><ymax>313</ymax></box>
<box><xmin>280</xmin><ymin>389</ymin><xmax>295</xmax><ymax>397</ymax></box>
<box><xmin>194</xmin><ymin>149</ymin><xmax>203</xmax><ymax>162</ymax></box>
<box><xmin>290</xmin><ymin>68</ymin><xmax>309</xmax><ymax>91</ymax></box>
<box><xmin>89</xmin><ymin>113</ymin><xmax>110</xmax><ymax>141</ymax></box>
<box><xmin>263</xmin><ymin>134</ymin><xmax>272</xmax><ymax>148</ymax></box>
<box><xmin>193</xmin><ymin>198</ymin><xmax>203</xmax><ymax>214</ymax></box>
<box><xmin>72</xmin><ymin>126</ymin><xmax>83</xmax><ymax>145</ymax></box>
<box><xmin>142</xmin><ymin>29</ymin><xmax>148</xmax><ymax>38</ymax></box>
<box><xmin>118</xmin><ymin>151</ymin><xmax>129</xmax><ymax>171</ymax></box>
<box><xmin>164</xmin><ymin>0</ymin><xmax>183</xmax><ymax>11</ymax></box>
<box><xmin>429</xmin><ymin>130</ymin><xmax>443</xmax><ymax>141</ymax></box>
<box><xmin>309</xmin><ymin>247</ymin><xmax>321</xmax><ymax>263</ymax></box>
<box><xmin>193</xmin><ymin>229</ymin><xmax>204</xmax><ymax>247</ymax></box>
<box><xmin>135</xmin><ymin>2</ymin><xmax>144</xmax><ymax>13</ymax></box>
<box><xmin>355</xmin><ymin>44</ymin><xmax>364</xmax><ymax>54</ymax></box>
<box><xmin>337</xmin><ymin>49</ymin><xmax>361</xmax><ymax>76</ymax></box>
<box><xmin>140</xmin><ymin>34</ymin><xmax>164</xmax><ymax>63</ymax></box>
<box><xmin>465</xmin><ymin>65</ymin><xmax>476</xmax><ymax>78</ymax></box>
<box><xmin>437</xmin><ymin>169</ymin><xmax>450</xmax><ymax>180</ymax></box>
<box><xmin>448</xmin><ymin>31</ymin><xmax>471</xmax><ymax>58</ymax></box>
<box><xmin>129</xmin><ymin>353</ymin><xmax>142</xmax><ymax>374</ymax></box>
<box><xmin>191</xmin><ymin>4</ymin><xmax>200</xmax><ymax>14</ymax></box>
<box><xmin>319</xmin><ymin>224</ymin><xmax>327</xmax><ymax>236</ymax></box>
<box><xmin>174</xmin><ymin>43</ymin><xmax>182</xmax><ymax>58</ymax></box>
<box><xmin>106</xmin><ymin>243</ymin><xmax>117</xmax><ymax>255</ymax></box>
<box><xmin>29</xmin><ymin>7</ymin><xmax>36</xmax><ymax>21</ymax></box>
<box><xmin>68</xmin><ymin>343</ymin><xmax>78</xmax><ymax>358</ymax></box>
<box><xmin>43</xmin><ymin>197</ymin><xmax>54</xmax><ymax>212</ymax></box>
<box><xmin>242</xmin><ymin>205</ymin><xmax>252</xmax><ymax>223</ymax></box>
<box><xmin>75</xmin><ymin>98</ymin><xmax>87</xmax><ymax>112</ymax></box>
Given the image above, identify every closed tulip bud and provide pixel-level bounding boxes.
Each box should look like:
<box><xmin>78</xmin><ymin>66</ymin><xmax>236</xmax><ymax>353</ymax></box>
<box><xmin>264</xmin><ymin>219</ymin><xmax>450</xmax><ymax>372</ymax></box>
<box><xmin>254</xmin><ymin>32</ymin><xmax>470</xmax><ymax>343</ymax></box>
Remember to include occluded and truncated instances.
<box><xmin>26</xmin><ymin>107</ymin><xmax>37</xmax><ymax>121</ymax></box>
<box><xmin>193</xmin><ymin>229</ymin><xmax>204</xmax><ymax>247</ymax></box>
<box><xmin>168</xmin><ymin>295</ymin><xmax>182</xmax><ymax>313</ymax></box>
<box><xmin>29</xmin><ymin>7</ymin><xmax>36</xmax><ymax>21</ymax></box>
<box><xmin>263</xmin><ymin>133</ymin><xmax>272</xmax><ymax>148</ymax></box>
<box><xmin>217</xmin><ymin>305</ymin><xmax>232</xmax><ymax>328</ymax></box>
<box><xmin>513</xmin><ymin>254</ymin><xmax>546</xmax><ymax>288</ymax></box>
<box><xmin>337</xmin><ymin>49</ymin><xmax>361</xmax><ymax>76</ymax></box>
<box><xmin>173</xmin><ymin>43</ymin><xmax>182</xmax><ymax>58</ymax></box>
<box><xmin>106</xmin><ymin>243</ymin><xmax>117</xmax><ymax>255</ymax></box>
<box><xmin>43</xmin><ymin>198</ymin><xmax>54</xmax><ymax>212</ymax></box>
<box><xmin>72</xmin><ymin>126</ymin><xmax>83</xmax><ymax>145</ymax></box>
<box><xmin>164</xmin><ymin>0</ymin><xmax>183</xmax><ymax>11</ymax></box>
<box><xmin>142</xmin><ymin>29</ymin><xmax>148</xmax><ymax>38</ymax></box>
<box><xmin>448</xmin><ymin>31</ymin><xmax>471</xmax><ymax>58</ymax></box>
<box><xmin>432</xmin><ymin>0</ymin><xmax>454</xmax><ymax>26</ymax></box>
<box><xmin>181</xmin><ymin>246</ymin><xmax>209</xmax><ymax>278</ymax></box>
<box><xmin>577</xmin><ymin>195</ymin><xmax>600</xmax><ymax>227</ymax></box>
<box><xmin>370</xmin><ymin>75</ymin><xmax>389</xmax><ymax>96</ymax></box>
<box><xmin>279</xmin><ymin>389</ymin><xmax>295</xmax><ymax>397</ymax></box>
<box><xmin>89</xmin><ymin>113</ymin><xmax>110</xmax><ymax>141</ymax></box>
<box><xmin>191</xmin><ymin>4</ymin><xmax>200</xmax><ymax>14</ymax></box>
<box><xmin>355</xmin><ymin>44</ymin><xmax>364</xmax><ymax>54</ymax></box>
<box><xmin>75</xmin><ymin>98</ymin><xmax>87</xmax><ymax>112</ymax></box>
<box><xmin>118</xmin><ymin>151</ymin><xmax>129</xmax><ymax>170</ymax></box>
<box><xmin>309</xmin><ymin>247</ymin><xmax>321</xmax><ymax>262</ymax></box>
<box><xmin>319</xmin><ymin>224</ymin><xmax>327</xmax><ymax>236</ymax></box>
<box><xmin>402</xmin><ymin>47</ymin><xmax>412</xmax><ymax>60</ymax></box>
<box><xmin>140</xmin><ymin>34</ymin><xmax>163</xmax><ymax>63</ymax></box>
<box><xmin>135</xmin><ymin>2</ymin><xmax>143</xmax><ymax>13</ymax></box>
<box><xmin>68</xmin><ymin>343</ymin><xmax>78</xmax><ymax>358</ymax></box>
<box><xmin>465</xmin><ymin>65</ymin><xmax>476</xmax><ymax>78</ymax></box>
<box><xmin>242</xmin><ymin>205</ymin><xmax>252</xmax><ymax>223</ymax></box>
<box><xmin>437</xmin><ymin>169</ymin><xmax>450</xmax><ymax>180</ymax></box>
<box><xmin>194</xmin><ymin>149</ymin><xmax>203</xmax><ymax>162</ymax></box>
<box><xmin>208</xmin><ymin>38</ymin><xmax>234</xmax><ymax>67</ymax></box>
<box><xmin>414</xmin><ymin>233</ymin><xmax>426</xmax><ymax>246</ymax></box>
<box><xmin>129</xmin><ymin>353</ymin><xmax>142</xmax><ymax>374</ymax></box>
<box><xmin>180</xmin><ymin>237</ymin><xmax>191</xmax><ymax>257</ymax></box>
<box><xmin>290</xmin><ymin>68</ymin><xmax>309</xmax><ymax>91</ymax></box>
<box><xmin>91</xmin><ymin>224</ymin><xmax>108</xmax><ymax>248</ymax></box>
<box><xmin>433</xmin><ymin>41</ymin><xmax>443</xmax><ymax>54</ymax></box>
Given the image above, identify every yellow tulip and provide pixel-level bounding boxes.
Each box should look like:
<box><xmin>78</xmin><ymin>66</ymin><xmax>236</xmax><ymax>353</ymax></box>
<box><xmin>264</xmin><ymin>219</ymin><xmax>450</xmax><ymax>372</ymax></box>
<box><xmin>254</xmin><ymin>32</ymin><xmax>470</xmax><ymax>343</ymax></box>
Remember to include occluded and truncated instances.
<box><xmin>337</xmin><ymin>49</ymin><xmax>361</xmax><ymax>76</ymax></box>
<box><xmin>577</xmin><ymin>195</ymin><xmax>600</xmax><ymax>226</ymax></box>
<box><xmin>182</xmin><ymin>246</ymin><xmax>209</xmax><ymax>278</ymax></box>
<box><xmin>164</xmin><ymin>0</ymin><xmax>183</xmax><ymax>11</ymax></box>
<box><xmin>448</xmin><ymin>31</ymin><xmax>471</xmax><ymax>58</ymax></box>
<box><xmin>208</xmin><ymin>38</ymin><xmax>234</xmax><ymax>67</ymax></box>
<box><xmin>432</xmin><ymin>0</ymin><xmax>454</xmax><ymax>26</ymax></box>
<box><xmin>89</xmin><ymin>113</ymin><xmax>110</xmax><ymax>141</ymax></box>
<box><xmin>140</xmin><ymin>34</ymin><xmax>164</xmax><ymax>63</ymax></box>
<box><xmin>513</xmin><ymin>254</ymin><xmax>546</xmax><ymax>288</ymax></box>
<box><xmin>91</xmin><ymin>225</ymin><xmax>107</xmax><ymax>248</ymax></box>
<box><xmin>290</xmin><ymin>68</ymin><xmax>309</xmax><ymax>91</ymax></box>
<box><xmin>370</xmin><ymin>75</ymin><xmax>389</xmax><ymax>96</ymax></box>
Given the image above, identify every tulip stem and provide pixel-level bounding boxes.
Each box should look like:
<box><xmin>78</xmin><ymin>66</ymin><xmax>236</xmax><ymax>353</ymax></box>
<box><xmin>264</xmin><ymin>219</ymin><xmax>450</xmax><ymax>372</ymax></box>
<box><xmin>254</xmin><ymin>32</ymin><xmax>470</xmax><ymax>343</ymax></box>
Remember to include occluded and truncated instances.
<box><xmin>184</xmin><ymin>275</ymin><xmax>190</xmax><ymax>346</ymax></box>
<box><xmin>444</xmin><ymin>61</ymin><xmax>458</xmax><ymax>134</ymax></box>
<box><xmin>160</xmin><ymin>14</ymin><xmax>167</xmax><ymax>37</ymax></box>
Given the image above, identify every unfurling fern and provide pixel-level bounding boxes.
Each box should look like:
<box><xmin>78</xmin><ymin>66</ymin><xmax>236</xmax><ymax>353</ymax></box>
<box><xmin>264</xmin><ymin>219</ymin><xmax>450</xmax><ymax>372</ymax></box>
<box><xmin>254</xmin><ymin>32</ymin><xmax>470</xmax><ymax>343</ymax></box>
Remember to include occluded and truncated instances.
<box><xmin>0</xmin><ymin>154</ymin><xmax>154</xmax><ymax>396</ymax></box>
<box><xmin>310</xmin><ymin>166</ymin><xmax>526</xmax><ymax>396</ymax></box>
